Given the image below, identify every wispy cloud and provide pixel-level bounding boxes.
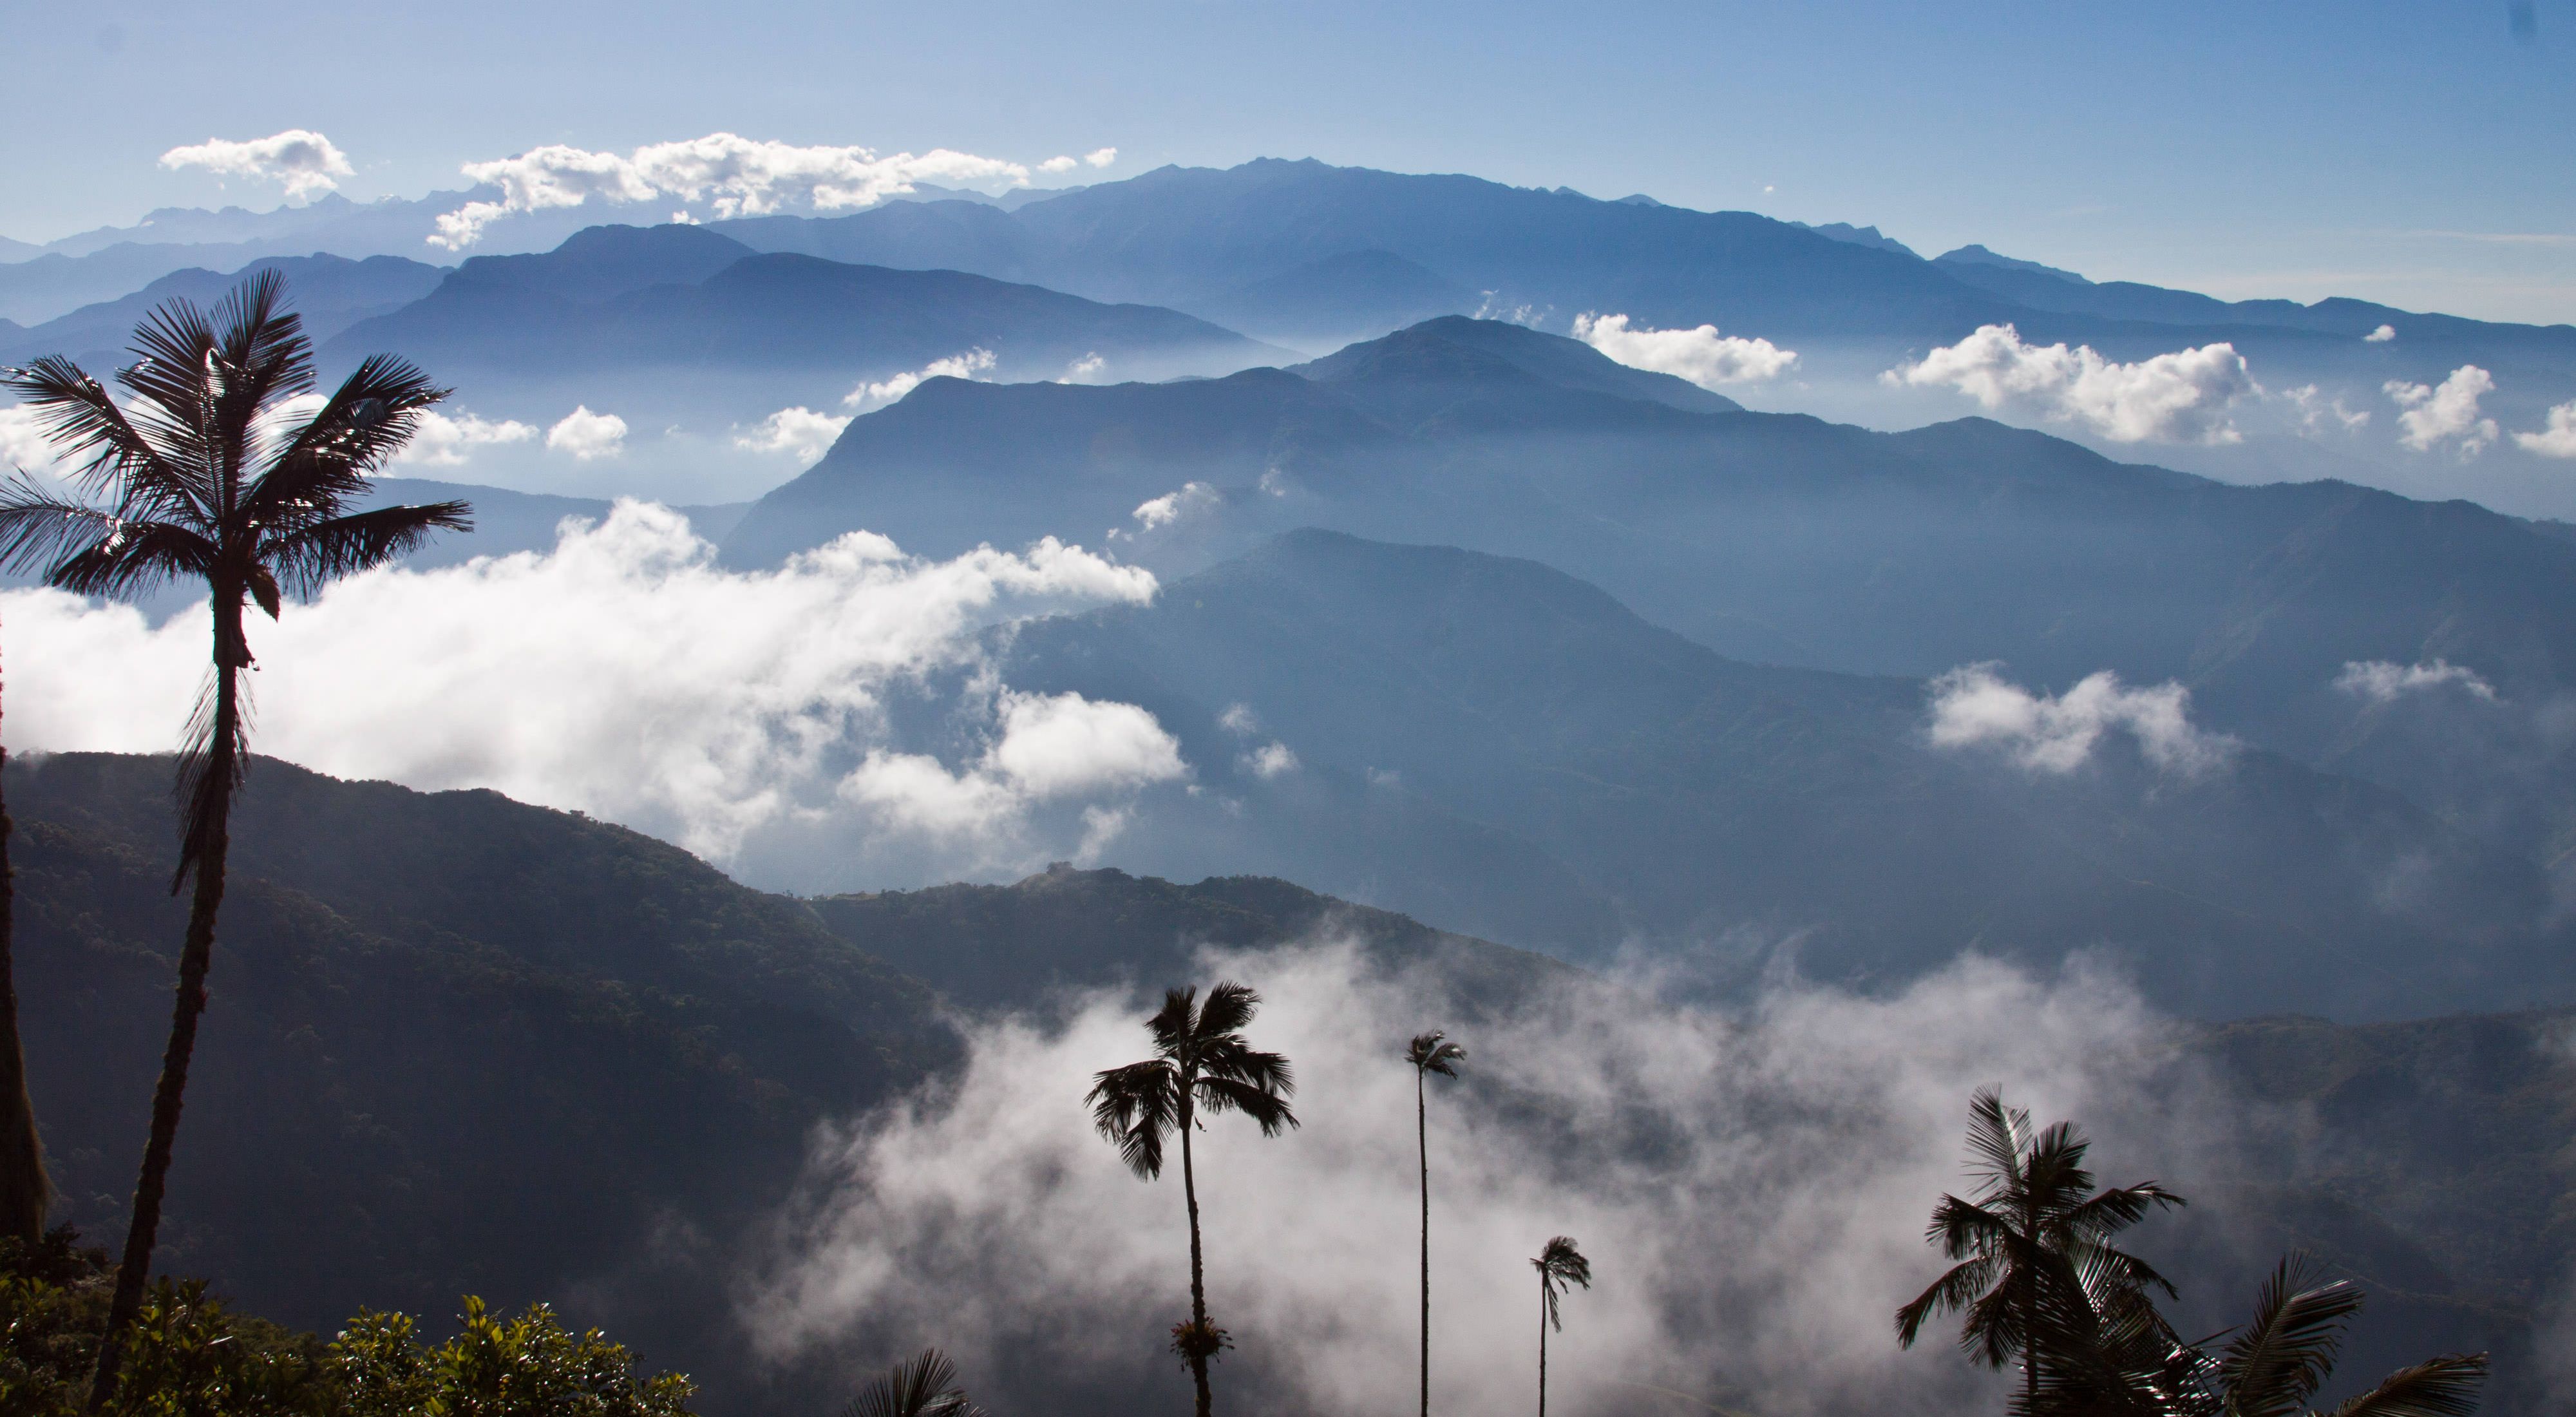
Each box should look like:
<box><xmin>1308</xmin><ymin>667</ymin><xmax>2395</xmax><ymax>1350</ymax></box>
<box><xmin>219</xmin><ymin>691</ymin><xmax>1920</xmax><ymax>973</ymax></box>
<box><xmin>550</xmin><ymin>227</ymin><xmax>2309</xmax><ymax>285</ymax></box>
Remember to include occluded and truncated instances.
<box><xmin>158</xmin><ymin>129</ymin><xmax>352</xmax><ymax>199</ymax></box>
<box><xmin>2336</xmin><ymin>659</ymin><xmax>2498</xmax><ymax>704</ymax></box>
<box><xmin>430</xmin><ymin>134</ymin><xmax>1042</xmax><ymax>249</ymax></box>
<box><xmin>735</xmin><ymin>406</ymin><xmax>851</xmax><ymax>461</ymax></box>
<box><xmin>1573</xmin><ymin>312</ymin><xmax>1797</xmax><ymax>386</ymax></box>
<box><xmin>845</xmin><ymin>349</ymin><xmax>998</xmax><ymax>410</ymax></box>
<box><xmin>1886</xmin><ymin>324</ymin><xmax>2256</xmax><ymax>444</ymax></box>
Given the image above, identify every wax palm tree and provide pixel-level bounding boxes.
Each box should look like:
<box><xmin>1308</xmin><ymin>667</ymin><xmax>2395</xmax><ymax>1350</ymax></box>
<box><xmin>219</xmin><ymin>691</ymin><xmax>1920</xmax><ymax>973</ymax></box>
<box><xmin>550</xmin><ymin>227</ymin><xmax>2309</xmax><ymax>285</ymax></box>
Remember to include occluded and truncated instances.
<box><xmin>1407</xmin><ymin>1029</ymin><xmax>1466</xmax><ymax>1417</ymax></box>
<box><xmin>1088</xmin><ymin>982</ymin><xmax>1297</xmax><ymax>1417</ymax></box>
<box><xmin>1532</xmin><ymin>1235</ymin><xmax>1590</xmax><ymax>1417</ymax></box>
<box><xmin>0</xmin><ymin>269</ymin><xmax>469</xmax><ymax>1410</ymax></box>
<box><xmin>843</xmin><ymin>1348</ymin><xmax>985</xmax><ymax>1417</ymax></box>
<box><xmin>2144</xmin><ymin>1255</ymin><xmax>2485</xmax><ymax>1417</ymax></box>
<box><xmin>1896</xmin><ymin>1089</ymin><xmax>2186</xmax><ymax>1414</ymax></box>
<box><xmin>0</xmin><ymin>665</ymin><xmax>42</xmax><ymax>1250</ymax></box>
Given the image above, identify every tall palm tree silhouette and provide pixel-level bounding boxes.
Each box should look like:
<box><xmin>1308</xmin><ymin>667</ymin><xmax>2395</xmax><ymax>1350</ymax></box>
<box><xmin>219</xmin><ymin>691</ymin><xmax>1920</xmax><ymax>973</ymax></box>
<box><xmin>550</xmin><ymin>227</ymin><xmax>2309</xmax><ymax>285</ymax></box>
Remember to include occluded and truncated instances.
<box><xmin>1406</xmin><ymin>1029</ymin><xmax>1466</xmax><ymax>1417</ymax></box>
<box><xmin>1895</xmin><ymin>1089</ymin><xmax>2184</xmax><ymax>1413</ymax></box>
<box><xmin>0</xmin><ymin>656</ymin><xmax>41</xmax><ymax>1250</ymax></box>
<box><xmin>1532</xmin><ymin>1235</ymin><xmax>1589</xmax><ymax>1417</ymax></box>
<box><xmin>1088</xmin><ymin>982</ymin><xmax>1296</xmax><ymax>1417</ymax></box>
<box><xmin>0</xmin><ymin>269</ymin><xmax>468</xmax><ymax>1409</ymax></box>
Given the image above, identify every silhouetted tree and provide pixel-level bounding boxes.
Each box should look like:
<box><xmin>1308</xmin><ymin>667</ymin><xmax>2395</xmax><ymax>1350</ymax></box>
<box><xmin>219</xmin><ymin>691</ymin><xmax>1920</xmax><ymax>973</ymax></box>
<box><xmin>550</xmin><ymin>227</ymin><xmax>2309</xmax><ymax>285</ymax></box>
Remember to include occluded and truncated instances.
<box><xmin>0</xmin><ymin>269</ymin><xmax>469</xmax><ymax>1411</ymax></box>
<box><xmin>1895</xmin><ymin>1089</ymin><xmax>2184</xmax><ymax>1414</ymax></box>
<box><xmin>0</xmin><ymin>653</ymin><xmax>44</xmax><ymax>1249</ymax></box>
<box><xmin>1087</xmin><ymin>982</ymin><xmax>1296</xmax><ymax>1417</ymax></box>
<box><xmin>2025</xmin><ymin>1253</ymin><xmax>2488</xmax><ymax>1417</ymax></box>
<box><xmin>844</xmin><ymin>1348</ymin><xmax>985</xmax><ymax>1417</ymax></box>
<box><xmin>1532</xmin><ymin>1235</ymin><xmax>1589</xmax><ymax>1417</ymax></box>
<box><xmin>1407</xmin><ymin>1029</ymin><xmax>1466</xmax><ymax>1417</ymax></box>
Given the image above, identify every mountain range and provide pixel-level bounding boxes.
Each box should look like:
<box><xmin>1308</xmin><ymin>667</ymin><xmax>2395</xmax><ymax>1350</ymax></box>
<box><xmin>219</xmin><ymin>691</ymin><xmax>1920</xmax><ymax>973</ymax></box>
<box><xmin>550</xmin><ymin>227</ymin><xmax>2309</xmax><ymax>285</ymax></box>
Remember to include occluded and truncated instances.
<box><xmin>13</xmin><ymin>755</ymin><xmax>2570</xmax><ymax>1414</ymax></box>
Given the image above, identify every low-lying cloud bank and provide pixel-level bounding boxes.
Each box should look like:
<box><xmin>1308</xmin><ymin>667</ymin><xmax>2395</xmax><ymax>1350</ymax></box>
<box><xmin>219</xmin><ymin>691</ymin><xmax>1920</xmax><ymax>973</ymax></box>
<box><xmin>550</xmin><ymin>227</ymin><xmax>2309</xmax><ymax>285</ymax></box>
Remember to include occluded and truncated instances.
<box><xmin>744</xmin><ymin>943</ymin><xmax>2240</xmax><ymax>1417</ymax></box>
<box><xmin>1887</xmin><ymin>324</ymin><xmax>2256</xmax><ymax>444</ymax></box>
<box><xmin>1</xmin><ymin>504</ymin><xmax>1177</xmax><ymax>882</ymax></box>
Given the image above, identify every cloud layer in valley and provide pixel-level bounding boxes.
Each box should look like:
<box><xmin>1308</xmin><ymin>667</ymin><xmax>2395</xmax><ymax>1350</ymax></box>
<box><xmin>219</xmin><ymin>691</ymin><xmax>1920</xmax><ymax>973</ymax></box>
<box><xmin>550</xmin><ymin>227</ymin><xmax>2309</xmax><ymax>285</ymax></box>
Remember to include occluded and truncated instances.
<box><xmin>158</xmin><ymin>129</ymin><xmax>353</xmax><ymax>199</ymax></box>
<box><xmin>1572</xmin><ymin>312</ymin><xmax>1798</xmax><ymax>386</ymax></box>
<box><xmin>1886</xmin><ymin>324</ymin><xmax>2256</xmax><ymax>444</ymax></box>
<box><xmin>1927</xmin><ymin>663</ymin><xmax>2236</xmax><ymax>775</ymax></box>
<box><xmin>745</xmin><ymin>942</ymin><xmax>2246</xmax><ymax>1417</ymax></box>
<box><xmin>430</xmin><ymin>135</ymin><xmax>1070</xmax><ymax>249</ymax></box>
<box><xmin>1</xmin><ymin>504</ymin><xmax>1179</xmax><ymax>882</ymax></box>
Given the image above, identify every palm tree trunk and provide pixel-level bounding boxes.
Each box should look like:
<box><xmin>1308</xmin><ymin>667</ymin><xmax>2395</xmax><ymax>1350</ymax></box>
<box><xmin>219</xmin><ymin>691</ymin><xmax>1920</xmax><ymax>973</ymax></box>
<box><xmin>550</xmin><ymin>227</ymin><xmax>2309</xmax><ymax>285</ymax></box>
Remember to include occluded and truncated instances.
<box><xmin>1180</xmin><ymin>1090</ymin><xmax>1213</xmax><ymax>1417</ymax></box>
<box><xmin>1537</xmin><ymin>1275</ymin><xmax>1548</xmax><ymax>1417</ymax></box>
<box><xmin>0</xmin><ymin>724</ymin><xmax>49</xmax><ymax>1249</ymax></box>
<box><xmin>1418</xmin><ymin>1070</ymin><xmax>1430</xmax><ymax>1417</ymax></box>
<box><xmin>86</xmin><ymin>655</ymin><xmax>239</xmax><ymax>1412</ymax></box>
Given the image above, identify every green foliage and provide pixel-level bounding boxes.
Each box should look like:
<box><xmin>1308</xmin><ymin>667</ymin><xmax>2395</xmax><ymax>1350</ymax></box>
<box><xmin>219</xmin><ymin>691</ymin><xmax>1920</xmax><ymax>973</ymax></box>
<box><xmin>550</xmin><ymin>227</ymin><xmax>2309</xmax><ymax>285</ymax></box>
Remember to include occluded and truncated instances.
<box><xmin>0</xmin><ymin>1230</ymin><xmax>692</xmax><ymax>1417</ymax></box>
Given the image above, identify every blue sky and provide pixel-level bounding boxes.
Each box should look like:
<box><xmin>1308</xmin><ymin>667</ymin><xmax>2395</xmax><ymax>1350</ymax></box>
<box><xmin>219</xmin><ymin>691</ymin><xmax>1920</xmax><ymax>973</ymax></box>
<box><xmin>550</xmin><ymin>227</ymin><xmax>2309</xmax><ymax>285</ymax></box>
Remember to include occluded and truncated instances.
<box><xmin>5</xmin><ymin>0</ymin><xmax>2572</xmax><ymax>321</ymax></box>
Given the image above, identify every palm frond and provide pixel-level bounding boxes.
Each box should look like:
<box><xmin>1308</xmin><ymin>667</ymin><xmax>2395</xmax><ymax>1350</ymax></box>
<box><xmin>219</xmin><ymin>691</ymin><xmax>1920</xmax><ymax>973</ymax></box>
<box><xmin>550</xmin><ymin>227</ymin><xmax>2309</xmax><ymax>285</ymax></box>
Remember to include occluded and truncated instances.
<box><xmin>2324</xmin><ymin>1353</ymin><xmax>2487</xmax><ymax>1417</ymax></box>
<box><xmin>1087</xmin><ymin>1060</ymin><xmax>1178</xmax><ymax>1180</ymax></box>
<box><xmin>171</xmin><ymin>666</ymin><xmax>248</xmax><ymax>893</ymax></box>
<box><xmin>1897</xmin><ymin>1253</ymin><xmax>2000</xmax><ymax>1347</ymax></box>
<box><xmin>1408</xmin><ymin>1030</ymin><xmax>1467</xmax><ymax>1077</ymax></box>
<box><xmin>0</xmin><ymin>356</ymin><xmax>185</xmax><ymax>509</ymax></box>
<box><xmin>249</xmin><ymin>353</ymin><xmax>451</xmax><ymax>527</ymax></box>
<box><xmin>2217</xmin><ymin>1255</ymin><xmax>2359</xmax><ymax>1417</ymax></box>
<box><xmin>1195</xmin><ymin>1074</ymin><xmax>1299</xmax><ymax>1135</ymax></box>
<box><xmin>1928</xmin><ymin>1193</ymin><xmax>2012</xmax><ymax>1259</ymax></box>
<box><xmin>1965</xmin><ymin>1088</ymin><xmax>2032</xmax><ymax>1197</ymax></box>
<box><xmin>1533</xmin><ymin>1237</ymin><xmax>1590</xmax><ymax>1331</ymax></box>
<box><xmin>266</xmin><ymin>500</ymin><xmax>472</xmax><ymax>597</ymax></box>
<box><xmin>1197</xmin><ymin>980</ymin><xmax>1261</xmax><ymax>1037</ymax></box>
<box><xmin>842</xmin><ymin>1348</ymin><xmax>985</xmax><ymax>1417</ymax></box>
<box><xmin>2065</xmin><ymin>1181</ymin><xmax>2187</xmax><ymax>1241</ymax></box>
<box><xmin>1146</xmin><ymin>987</ymin><xmax>1198</xmax><ymax>1056</ymax></box>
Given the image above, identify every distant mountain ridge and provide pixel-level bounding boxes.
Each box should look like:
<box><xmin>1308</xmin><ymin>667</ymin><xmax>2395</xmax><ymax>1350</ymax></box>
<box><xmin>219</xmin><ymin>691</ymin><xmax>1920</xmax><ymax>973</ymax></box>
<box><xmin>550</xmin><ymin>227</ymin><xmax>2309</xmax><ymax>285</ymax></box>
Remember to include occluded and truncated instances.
<box><xmin>724</xmin><ymin>315</ymin><xmax>2576</xmax><ymax>877</ymax></box>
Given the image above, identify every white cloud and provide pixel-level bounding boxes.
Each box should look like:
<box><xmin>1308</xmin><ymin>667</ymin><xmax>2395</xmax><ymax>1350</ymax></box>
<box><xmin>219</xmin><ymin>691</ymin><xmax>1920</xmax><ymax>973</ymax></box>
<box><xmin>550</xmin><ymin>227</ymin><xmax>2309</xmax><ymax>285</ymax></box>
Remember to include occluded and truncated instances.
<box><xmin>1060</xmin><ymin>352</ymin><xmax>1108</xmax><ymax>384</ymax></box>
<box><xmin>1572</xmin><ymin>312</ymin><xmax>1798</xmax><ymax>387</ymax></box>
<box><xmin>158</xmin><ymin>129</ymin><xmax>353</xmax><ymax>200</ymax></box>
<box><xmin>0</xmin><ymin>404</ymin><xmax>73</xmax><ymax>479</ymax></box>
<box><xmin>1927</xmin><ymin>663</ymin><xmax>2237</xmax><ymax>777</ymax></box>
<box><xmin>1217</xmin><ymin>703</ymin><xmax>1261</xmax><ymax>736</ymax></box>
<box><xmin>2385</xmin><ymin>366</ymin><xmax>2498</xmax><ymax>455</ymax></box>
<box><xmin>431</xmin><ymin>134</ymin><xmax>1039</xmax><ymax>249</ymax></box>
<box><xmin>1038</xmin><ymin>156</ymin><xmax>1079</xmax><ymax>175</ymax></box>
<box><xmin>2281</xmin><ymin>385</ymin><xmax>2369</xmax><ymax>436</ymax></box>
<box><xmin>1083</xmin><ymin>147</ymin><xmax>1118</xmax><ymax>169</ymax></box>
<box><xmin>745</xmin><ymin>942</ymin><xmax>2235</xmax><ymax>1417</ymax></box>
<box><xmin>2365</xmin><ymin>324</ymin><xmax>2397</xmax><ymax>343</ymax></box>
<box><xmin>546</xmin><ymin>406</ymin><xmax>628</xmax><ymax>461</ymax></box>
<box><xmin>2335</xmin><ymin>659</ymin><xmax>2498</xmax><ymax>704</ymax></box>
<box><xmin>0</xmin><ymin>503</ymin><xmax>1168</xmax><ymax>879</ymax></box>
<box><xmin>392</xmin><ymin>410</ymin><xmax>537</xmax><ymax>468</ymax></box>
<box><xmin>735</xmin><ymin>406</ymin><xmax>852</xmax><ymax>461</ymax></box>
<box><xmin>1132</xmin><ymin>482</ymin><xmax>1218</xmax><ymax>531</ymax></box>
<box><xmin>1886</xmin><ymin>324</ymin><xmax>2257</xmax><ymax>444</ymax></box>
<box><xmin>2515</xmin><ymin>401</ymin><xmax>2576</xmax><ymax>459</ymax></box>
<box><xmin>1240</xmin><ymin>741</ymin><xmax>1299</xmax><ymax>779</ymax></box>
<box><xmin>844</xmin><ymin>348</ymin><xmax>998</xmax><ymax>410</ymax></box>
